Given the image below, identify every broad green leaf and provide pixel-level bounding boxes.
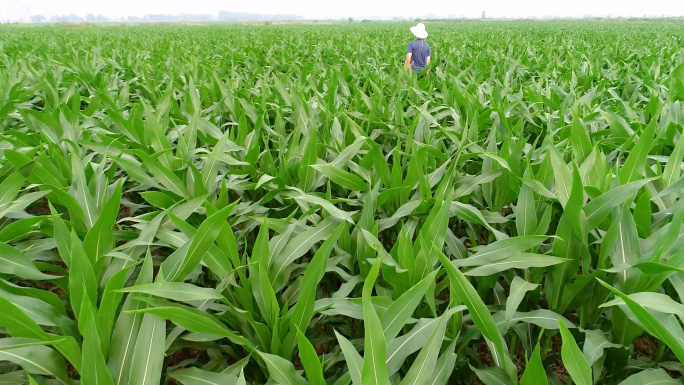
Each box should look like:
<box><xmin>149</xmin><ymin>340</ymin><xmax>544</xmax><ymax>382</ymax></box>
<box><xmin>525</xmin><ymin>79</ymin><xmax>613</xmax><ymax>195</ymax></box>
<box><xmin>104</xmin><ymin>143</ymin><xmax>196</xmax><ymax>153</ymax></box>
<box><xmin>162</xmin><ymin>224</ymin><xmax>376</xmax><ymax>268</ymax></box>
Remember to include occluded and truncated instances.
<box><xmin>80</xmin><ymin>298</ymin><xmax>114</xmax><ymax>385</ymax></box>
<box><xmin>663</xmin><ymin>128</ymin><xmax>684</xmax><ymax>186</ymax></box>
<box><xmin>465</xmin><ymin>253</ymin><xmax>569</xmax><ymax>276</ymax></box>
<box><xmin>571</xmin><ymin>114</ymin><xmax>592</xmax><ymax>165</ymax></box>
<box><xmin>437</xmin><ymin>248</ymin><xmax>515</xmax><ymax>378</ymax></box>
<box><xmin>559</xmin><ymin>319</ymin><xmax>592</xmax><ymax>385</ymax></box>
<box><xmin>312</xmin><ymin>164</ymin><xmax>368</xmax><ymax>191</ymax></box>
<box><xmin>296</xmin><ymin>328</ymin><xmax>325</xmax><ymax>385</ymax></box>
<box><xmin>519</xmin><ymin>338</ymin><xmax>547</xmax><ymax>385</ymax></box>
<box><xmin>361</xmin><ymin>259</ymin><xmax>390</xmax><ymax>385</ymax></box>
<box><xmin>68</xmin><ymin>230</ymin><xmax>97</xmax><ymax>320</ymax></box>
<box><xmin>259</xmin><ymin>352</ymin><xmax>308</xmax><ymax>385</ymax></box>
<box><xmin>505</xmin><ymin>277</ymin><xmax>538</xmax><ymax>325</ymax></box>
<box><xmin>0</xmin><ymin>340</ymin><xmax>73</xmax><ymax>385</ymax></box>
<box><xmin>618</xmin><ymin>369</ymin><xmax>680</xmax><ymax>385</ymax></box>
<box><xmin>399</xmin><ymin>311</ymin><xmax>448</xmax><ymax>385</ymax></box>
<box><xmin>281</xmin><ymin>222</ymin><xmax>345</xmax><ymax>358</ymax></box>
<box><xmin>0</xmin><ymin>242</ymin><xmax>56</xmax><ymax>280</ymax></box>
<box><xmin>162</xmin><ymin>204</ymin><xmax>232</xmax><ymax>282</ymax></box>
<box><xmin>335</xmin><ymin>330</ymin><xmax>363</xmax><ymax>385</ymax></box>
<box><xmin>169</xmin><ymin>368</ymin><xmax>239</xmax><ymax>385</ymax></box>
<box><xmin>454</xmin><ymin>235</ymin><xmax>549</xmax><ymax>267</ymax></box>
<box><xmin>0</xmin><ymin>298</ymin><xmax>81</xmax><ymax>372</ymax></box>
<box><xmin>380</xmin><ymin>270</ymin><xmax>438</xmax><ymax>341</ymax></box>
<box><xmin>83</xmin><ymin>181</ymin><xmax>122</xmax><ymax>263</ymax></box>
<box><xmin>427</xmin><ymin>339</ymin><xmax>457</xmax><ymax>385</ymax></box>
<box><xmin>618</xmin><ymin>121</ymin><xmax>655</xmax><ymax>185</ymax></box>
<box><xmin>583</xmin><ymin>178</ymin><xmax>655</xmax><ymax>230</ymax></box>
<box><xmin>549</xmin><ymin>145</ymin><xmax>572</xmax><ymax>208</ymax></box>
<box><xmin>117</xmin><ymin>282</ymin><xmax>223</xmax><ymax>302</ymax></box>
<box><xmin>130</xmin><ymin>305</ymin><xmax>254</xmax><ymax>351</ymax></box>
<box><xmin>128</xmin><ymin>313</ymin><xmax>165</xmax><ymax>385</ymax></box>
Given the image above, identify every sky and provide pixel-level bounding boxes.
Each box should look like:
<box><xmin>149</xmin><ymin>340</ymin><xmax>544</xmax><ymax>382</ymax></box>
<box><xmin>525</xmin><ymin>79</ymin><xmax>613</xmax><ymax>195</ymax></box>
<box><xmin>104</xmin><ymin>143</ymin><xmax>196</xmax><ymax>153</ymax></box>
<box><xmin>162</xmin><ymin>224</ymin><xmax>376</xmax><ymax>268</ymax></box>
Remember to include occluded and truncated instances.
<box><xmin>3</xmin><ymin>0</ymin><xmax>684</xmax><ymax>20</ymax></box>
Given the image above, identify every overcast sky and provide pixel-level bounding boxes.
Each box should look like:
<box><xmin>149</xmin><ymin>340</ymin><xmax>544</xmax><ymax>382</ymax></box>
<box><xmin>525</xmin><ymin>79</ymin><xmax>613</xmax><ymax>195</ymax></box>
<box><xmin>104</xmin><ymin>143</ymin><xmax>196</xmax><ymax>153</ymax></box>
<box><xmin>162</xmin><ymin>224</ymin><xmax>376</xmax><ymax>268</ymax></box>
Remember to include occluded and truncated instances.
<box><xmin>5</xmin><ymin>0</ymin><xmax>684</xmax><ymax>20</ymax></box>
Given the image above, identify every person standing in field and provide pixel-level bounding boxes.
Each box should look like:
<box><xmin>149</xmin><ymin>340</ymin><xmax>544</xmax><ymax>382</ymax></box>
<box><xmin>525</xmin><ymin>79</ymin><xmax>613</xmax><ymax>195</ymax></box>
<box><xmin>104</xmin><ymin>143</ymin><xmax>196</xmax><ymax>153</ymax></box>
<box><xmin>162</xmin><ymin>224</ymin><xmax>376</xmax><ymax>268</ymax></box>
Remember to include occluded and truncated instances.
<box><xmin>404</xmin><ymin>23</ymin><xmax>431</xmax><ymax>75</ymax></box>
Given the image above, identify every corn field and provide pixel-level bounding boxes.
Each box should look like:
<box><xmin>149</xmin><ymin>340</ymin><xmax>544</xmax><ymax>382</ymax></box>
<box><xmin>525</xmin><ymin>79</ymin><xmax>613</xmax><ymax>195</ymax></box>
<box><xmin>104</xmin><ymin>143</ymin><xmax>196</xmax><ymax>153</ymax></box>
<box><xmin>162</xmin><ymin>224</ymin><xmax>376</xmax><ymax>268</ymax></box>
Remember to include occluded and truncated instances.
<box><xmin>1</xmin><ymin>20</ymin><xmax>684</xmax><ymax>384</ymax></box>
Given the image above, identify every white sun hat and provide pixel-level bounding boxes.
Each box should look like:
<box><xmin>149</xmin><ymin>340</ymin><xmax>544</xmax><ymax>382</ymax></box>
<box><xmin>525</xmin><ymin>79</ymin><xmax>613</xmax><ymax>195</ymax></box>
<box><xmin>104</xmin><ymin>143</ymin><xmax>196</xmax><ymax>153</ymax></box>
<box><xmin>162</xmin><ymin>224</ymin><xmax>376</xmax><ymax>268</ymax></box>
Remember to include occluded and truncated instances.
<box><xmin>410</xmin><ymin>23</ymin><xmax>428</xmax><ymax>39</ymax></box>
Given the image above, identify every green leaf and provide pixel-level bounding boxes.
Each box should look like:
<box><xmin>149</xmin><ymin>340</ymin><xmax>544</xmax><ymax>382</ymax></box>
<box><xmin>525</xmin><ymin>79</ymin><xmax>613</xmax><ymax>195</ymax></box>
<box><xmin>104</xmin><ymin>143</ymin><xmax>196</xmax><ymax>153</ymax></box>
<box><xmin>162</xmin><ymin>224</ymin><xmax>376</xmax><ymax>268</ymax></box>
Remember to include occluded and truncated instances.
<box><xmin>399</xmin><ymin>311</ymin><xmax>448</xmax><ymax>385</ymax></box>
<box><xmin>0</xmin><ymin>340</ymin><xmax>73</xmax><ymax>385</ymax></box>
<box><xmin>0</xmin><ymin>217</ymin><xmax>45</xmax><ymax>243</ymax></box>
<box><xmin>162</xmin><ymin>204</ymin><xmax>232</xmax><ymax>282</ymax></box>
<box><xmin>618</xmin><ymin>121</ymin><xmax>655</xmax><ymax>185</ymax></box>
<box><xmin>583</xmin><ymin>178</ymin><xmax>655</xmax><ymax>230</ymax></box>
<box><xmin>470</xmin><ymin>366</ymin><xmax>516</xmax><ymax>385</ymax></box>
<box><xmin>259</xmin><ymin>352</ymin><xmax>308</xmax><ymax>385</ymax></box>
<box><xmin>663</xmin><ymin>127</ymin><xmax>684</xmax><ymax>186</ymax></box>
<box><xmin>427</xmin><ymin>339</ymin><xmax>458</xmax><ymax>385</ymax></box>
<box><xmin>83</xmin><ymin>181</ymin><xmax>122</xmax><ymax>263</ymax></box>
<box><xmin>97</xmin><ymin>261</ymin><xmax>141</xmax><ymax>355</ymax></box>
<box><xmin>454</xmin><ymin>235</ymin><xmax>549</xmax><ymax>267</ymax></box>
<box><xmin>464</xmin><ymin>253</ymin><xmax>569</xmax><ymax>276</ymax></box>
<box><xmin>437</xmin><ymin>248</ymin><xmax>515</xmax><ymax>378</ymax></box>
<box><xmin>571</xmin><ymin>114</ymin><xmax>593</xmax><ymax>165</ymax></box>
<box><xmin>361</xmin><ymin>259</ymin><xmax>390</xmax><ymax>385</ymax></box>
<box><xmin>298</xmin><ymin>129</ymin><xmax>318</xmax><ymax>192</ymax></box>
<box><xmin>549</xmin><ymin>145</ymin><xmax>572</xmax><ymax>208</ymax></box>
<box><xmin>312</xmin><ymin>164</ymin><xmax>368</xmax><ymax>191</ymax></box>
<box><xmin>618</xmin><ymin>369</ymin><xmax>680</xmax><ymax>385</ymax></box>
<box><xmin>108</xmin><ymin>255</ymin><xmax>154</xmax><ymax>385</ymax></box>
<box><xmin>128</xmin><ymin>313</ymin><xmax>165</xmax><ymax>385</ymax></box>
<box><xmin>296</xmin><ymin>328</ymin><xmax>325</xmax><ymax>385</ymax></box>
<box><xmin>281</xmin><ymin>222</ymin><xmax>345</xmax><ymax>358</ymax></box>
<box><xmin>335</xmin><ymin>330</ymin><xmax>363</xmax><ymax>385</ymax></box>
<box><xmin>169</xmin><ymin>368</ymin><xmax>239</xmax><ymax>385</ymax></box>
<box><xmin>520</xmin><ymin>337</ymin><xmax>547</xmax><ymax>385</ymax></box>
<box><xmin>130</xmin><ymin>305</ymin><xmax>254</xmax><ymax>351</ymax></box>
<box><xmin>0</xmin><ymin>297</ymin><xmax>81</xmax><ymax>371</ymax></box>
<box><xmin>559</xmin><ymin>319</ymin><xmax>592</xmax><ymax>385</ymax></box>
<box><xmin>505</xmin><ymin>277</ymin><xmax>538</xmax><ymax>325</ymax></box>
<box><xmin>80</xmin><ymin>297</ymin><xmax>115</xmax><ymax>385</ymax></box>
<box><xmin>0</xmin><ymin>242</ymin><xmax>56</xmax><ymax>280</ymax></box>
<box><xmin>582</xmin><ymin>329</ymin><xmax>622</xmax><ymax>366</ymax></box>
<box><xmin>380</xmin><ymin>270</ymin><xmax>438</xmax><ymax>341</ymax></box>
<box><xmin>117</xmin><ymin>282</ymin><xmax>223</xmax><ymax>302</ymax></box>
<box><xmin>132</xmin><ymin>150</ymin><xmax>189</xmax><ymax>197</ymax></box>
<box><xmin>516</xmin><ymin>169</ymin><xmax>537</xmax><ymax>237</ymax></box>
<box><xmin>270</xmin><ymin>217</ymin><xmax>340</xmax><ymax>288</ymax></box>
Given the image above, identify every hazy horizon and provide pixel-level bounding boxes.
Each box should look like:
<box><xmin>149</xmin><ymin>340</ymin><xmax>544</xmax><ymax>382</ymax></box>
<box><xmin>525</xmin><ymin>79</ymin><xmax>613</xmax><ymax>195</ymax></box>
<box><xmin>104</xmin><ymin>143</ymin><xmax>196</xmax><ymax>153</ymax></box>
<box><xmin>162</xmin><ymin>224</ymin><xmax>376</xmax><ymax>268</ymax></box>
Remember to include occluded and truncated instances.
<box><xmin>1</xmin><ymin>0</ymin><xmax>684</xmax><ymax>22</ymax></box>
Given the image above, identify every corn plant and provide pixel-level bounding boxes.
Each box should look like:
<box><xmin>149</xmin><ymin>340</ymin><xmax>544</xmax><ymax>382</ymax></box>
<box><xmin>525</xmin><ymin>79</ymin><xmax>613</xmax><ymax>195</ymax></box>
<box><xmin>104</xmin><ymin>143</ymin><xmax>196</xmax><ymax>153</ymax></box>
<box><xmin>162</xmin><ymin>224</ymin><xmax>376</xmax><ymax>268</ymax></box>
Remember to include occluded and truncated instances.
<box><xmin>0</xmin><ymin>20</ymin><xmax>683</xmax><ymax>384</ymax></box>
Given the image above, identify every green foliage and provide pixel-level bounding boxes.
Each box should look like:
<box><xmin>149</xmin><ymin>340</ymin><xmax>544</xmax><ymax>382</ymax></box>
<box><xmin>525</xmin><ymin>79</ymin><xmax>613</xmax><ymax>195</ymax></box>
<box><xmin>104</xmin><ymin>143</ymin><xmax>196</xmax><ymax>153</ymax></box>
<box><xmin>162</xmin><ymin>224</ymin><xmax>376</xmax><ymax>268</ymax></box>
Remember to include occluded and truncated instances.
<box><xmin>0</xmin><ymin>20</ymin><xmax>683</xmax><ymax>384</ymax></box>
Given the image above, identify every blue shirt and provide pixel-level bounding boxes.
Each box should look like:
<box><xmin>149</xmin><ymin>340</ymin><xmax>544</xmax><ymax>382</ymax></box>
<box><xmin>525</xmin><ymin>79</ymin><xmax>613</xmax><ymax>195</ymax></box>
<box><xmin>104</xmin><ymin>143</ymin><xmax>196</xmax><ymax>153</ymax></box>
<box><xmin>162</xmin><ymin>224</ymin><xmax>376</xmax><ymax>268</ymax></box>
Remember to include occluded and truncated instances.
<box><xmin>407</xmin><ymin>39</ymin><xmax>431</xmax><ymax>73</ymax></box>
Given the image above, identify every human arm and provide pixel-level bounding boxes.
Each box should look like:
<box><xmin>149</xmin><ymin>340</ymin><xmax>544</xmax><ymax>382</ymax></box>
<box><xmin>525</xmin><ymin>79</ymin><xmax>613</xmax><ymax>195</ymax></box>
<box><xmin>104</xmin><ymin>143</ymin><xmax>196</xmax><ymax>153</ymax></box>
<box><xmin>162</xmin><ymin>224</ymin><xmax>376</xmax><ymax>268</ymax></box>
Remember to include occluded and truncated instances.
<box><xmin>426</xmin><ymin>56</ymin><xmax>431</xmax><ymax>66</ymax></box>
<box><xmin>404</xmin><ymin>52</ymin><xmax>413</xmax><ymax>68</ymax></box>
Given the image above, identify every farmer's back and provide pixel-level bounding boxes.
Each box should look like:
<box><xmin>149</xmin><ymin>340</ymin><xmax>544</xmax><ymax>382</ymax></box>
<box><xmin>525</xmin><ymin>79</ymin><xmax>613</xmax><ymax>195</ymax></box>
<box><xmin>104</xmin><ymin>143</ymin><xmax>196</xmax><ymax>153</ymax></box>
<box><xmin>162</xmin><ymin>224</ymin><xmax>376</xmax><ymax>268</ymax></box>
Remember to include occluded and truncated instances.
<box><xmin>407</xmin><ymin>39</ymin><xmax>431</xmax><ymax>73</ymax></box>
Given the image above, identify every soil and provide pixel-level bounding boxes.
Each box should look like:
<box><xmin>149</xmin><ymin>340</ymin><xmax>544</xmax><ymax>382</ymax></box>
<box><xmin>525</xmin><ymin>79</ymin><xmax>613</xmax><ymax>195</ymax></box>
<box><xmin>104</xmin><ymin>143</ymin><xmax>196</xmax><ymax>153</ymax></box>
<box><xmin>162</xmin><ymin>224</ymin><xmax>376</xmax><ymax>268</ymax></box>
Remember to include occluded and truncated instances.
<box><xmin>26</xmin><ymin>198</ymin><xmax>50</xmax><ymax>216</ymax></box>
<box><xmin>66</xmin><ymin>361</ymin><xmax>79</xmax><ymax>379</ymax></box>
<box><xmin>549</xmin><ymin>335</ymin><xmax>568</xmax><ymax>383</ymax></box>
<box><xmin>477</xmin><ymin>341</ymin><xmax>493</xmax><ymax>366</ymax></box>
<box><xmin>167</xmin><ymin>347</ymin><xmax>209</xmax><ymax>367</ymax></box>
<box><xmin>633</xmin><ymin>335</ymin><xmax>659</xmax><ymax>359</ymax></box>
<box><xmin>117</xmin><ymin>204</ymin><xmax>130</xmax><ymax>221</ymax></box>
<box><xmin>549</xmin><ymin>358</ymin><xmax>569</xmax><ymax>383</ymax></box>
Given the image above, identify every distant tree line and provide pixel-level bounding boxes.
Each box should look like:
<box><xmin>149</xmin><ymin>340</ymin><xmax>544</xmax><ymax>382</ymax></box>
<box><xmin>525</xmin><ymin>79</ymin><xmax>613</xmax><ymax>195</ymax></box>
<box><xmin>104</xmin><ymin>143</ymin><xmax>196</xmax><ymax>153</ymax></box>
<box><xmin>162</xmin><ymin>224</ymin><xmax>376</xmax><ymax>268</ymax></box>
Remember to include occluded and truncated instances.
<box><xmin>29</xmin><ymin>11</ymin><xmax>304</xmax><ymax>24</ymax></box>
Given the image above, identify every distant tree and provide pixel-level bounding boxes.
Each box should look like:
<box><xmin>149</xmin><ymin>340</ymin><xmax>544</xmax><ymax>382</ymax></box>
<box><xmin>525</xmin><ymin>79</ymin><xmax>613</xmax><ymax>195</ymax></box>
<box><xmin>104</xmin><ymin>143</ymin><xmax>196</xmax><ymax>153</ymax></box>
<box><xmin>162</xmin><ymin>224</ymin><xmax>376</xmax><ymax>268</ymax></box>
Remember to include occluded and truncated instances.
<box><xmin>127</xmin><ymin>15</ymin><xmax>143</xmax><ymax>22</ymax></box>
<box><xmin>348</xmin><ymin>17</ymin><xmax>353</xmax><ymax>22</ymax></box>
<box><xmin>50</xmin><ymin>15</ymin><xmax>70</xmax><ymax>23</ymax></box>
<box><xmin>482</xmin><ymin>11</ymin><xmax>485</xmax><ymax>19</ymax></box>
<box><xmin>86</xmin><ymin>13</ymin><xmax>109</xmax><ymax>22</ymax></box>
<box><xmin>68</xmin><ymin>14</ymin><xmax>84</xmax><ymax>22</ymax></box>
<box><xmin>31</xmin><ymin>14</ymin><xmax>46</xmax><ymax>23</ymax></box>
